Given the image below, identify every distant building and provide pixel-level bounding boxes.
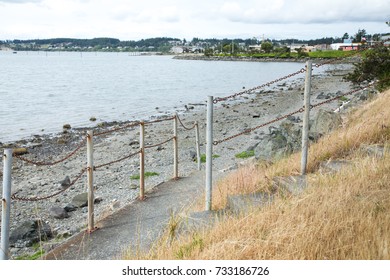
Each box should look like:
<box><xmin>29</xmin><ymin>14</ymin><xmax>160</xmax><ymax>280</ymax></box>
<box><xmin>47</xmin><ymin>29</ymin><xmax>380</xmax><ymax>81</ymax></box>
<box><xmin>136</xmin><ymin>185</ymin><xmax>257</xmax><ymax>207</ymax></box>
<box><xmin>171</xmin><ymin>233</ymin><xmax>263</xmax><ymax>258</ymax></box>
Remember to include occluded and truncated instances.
<box><xmin>381</xmin><ymin>34</ymin><xmax>390</xmax><ymax>46</ymax></box>
<box><xmin>170</xmin><ymin>46</ymin><xmax>185</xmax><ymax>54</ymax></box>
<box><xmin>313</xmin><ymin>44</ymin><xmax>332</xmax><ymax>51</ymax></box>
<box><xmin>330</xmin><ymin>43</ymin><xmax>361</xmax><ymax>51</ymax></box>
<box><xmin>248</xmin><ymin>45</ymin><xmax>262</xmax><ymax>52</ymax></box>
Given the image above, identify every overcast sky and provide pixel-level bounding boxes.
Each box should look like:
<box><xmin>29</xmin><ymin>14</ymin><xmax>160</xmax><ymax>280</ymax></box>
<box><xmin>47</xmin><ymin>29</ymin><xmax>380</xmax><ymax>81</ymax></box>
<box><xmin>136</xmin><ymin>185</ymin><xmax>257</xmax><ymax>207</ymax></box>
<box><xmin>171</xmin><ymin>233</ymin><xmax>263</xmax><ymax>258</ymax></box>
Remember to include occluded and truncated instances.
<box><xmin>0</xmin><ymin>0</ymin><xmax>389</xmax><ymax>41</ymax></box>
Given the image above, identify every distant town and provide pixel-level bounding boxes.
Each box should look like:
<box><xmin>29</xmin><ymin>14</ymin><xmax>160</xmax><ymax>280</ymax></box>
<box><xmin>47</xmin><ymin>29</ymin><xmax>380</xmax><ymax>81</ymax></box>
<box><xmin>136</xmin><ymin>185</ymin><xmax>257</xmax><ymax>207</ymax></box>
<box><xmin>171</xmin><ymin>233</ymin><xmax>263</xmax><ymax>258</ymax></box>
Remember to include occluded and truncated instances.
<box><xmin>1</xmin><ymin>29</ymin><xmax>389</xmax><ymax>55</ymax></box>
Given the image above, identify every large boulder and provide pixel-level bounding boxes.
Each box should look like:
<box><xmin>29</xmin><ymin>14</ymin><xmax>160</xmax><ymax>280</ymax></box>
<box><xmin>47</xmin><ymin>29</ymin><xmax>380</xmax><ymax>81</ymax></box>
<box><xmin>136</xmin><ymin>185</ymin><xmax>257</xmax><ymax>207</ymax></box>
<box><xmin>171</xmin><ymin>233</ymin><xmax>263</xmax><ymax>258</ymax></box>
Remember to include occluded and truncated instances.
<box><xmin>10</xmin><ymin>220</ymin><xmax>53</xmax><ymax>247</ymax></box>
<box><xmin>279</xmin><ymin>120</ymin><xmax>302</xmax><ymax>151</ymax></box>
<box><xmin>254</xmin><ymin>120</ymin><xmax>303</xmax><ymax>161</ymax></box>
<box><xmin>71</xmin><ymin>193</ymin><xmax>89</xmax><ymax>208</ymax></box>
<box><xmin>311</xmin><ymin>109</ymin><xmax>342</xmax><ymax>136</ymax></box>
<box><xmin>254</xmin><ymin>128</ymin><xmax>293</xmax><ymax>161</ymax></box>
<box><xmin>49</xmin><ymin>207</ymin><xmax>69</xmax><ymax>219</ymax></box>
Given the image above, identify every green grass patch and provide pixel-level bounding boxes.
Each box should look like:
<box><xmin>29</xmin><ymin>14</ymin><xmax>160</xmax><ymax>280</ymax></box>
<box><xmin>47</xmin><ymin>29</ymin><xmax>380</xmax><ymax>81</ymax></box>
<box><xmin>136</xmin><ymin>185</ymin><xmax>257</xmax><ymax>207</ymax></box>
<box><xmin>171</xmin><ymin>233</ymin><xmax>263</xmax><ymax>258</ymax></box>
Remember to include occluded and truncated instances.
<box><xmin>175</xmin><ymin>234</ymin><xmax>204</xmax><ymax>259</ymax></box>
<box><xmin>16</xmin><ymin>245</ymin><xmax>45</xmax><ymax>260</ymax></box>
<box><xmin>339</xmin><ymin>96</ymin><xmax>349</xmax><ymax>102</ymax></box>
<box><xmin>130</xmin><ymin>172</ymin><xmax>159</xmax><ymax>180</ymax></box>
<box><xmin>196</xmin><ymin>154</ymin><xmax>220</xmax><ymax>163</ymax></box>
<box><xmin>235</xmin><ymin>150</ymin><xmax>255</xmax><ymax>159</ymax></box>
<box><xmin>308</xmin><ymin>50</ymin><xmax>357</xmax><ymax>59</ymax></box>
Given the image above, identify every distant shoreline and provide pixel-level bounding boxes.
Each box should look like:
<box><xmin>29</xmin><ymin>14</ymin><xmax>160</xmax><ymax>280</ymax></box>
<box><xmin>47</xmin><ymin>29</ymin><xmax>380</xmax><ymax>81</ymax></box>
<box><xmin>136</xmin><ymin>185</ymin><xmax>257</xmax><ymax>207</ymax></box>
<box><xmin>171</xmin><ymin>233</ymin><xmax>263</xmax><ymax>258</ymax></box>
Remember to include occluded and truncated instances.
<box><xmin>173</xmin><ymin>54</ymin><xmax>359</xmax><ymax>64</ymax></box>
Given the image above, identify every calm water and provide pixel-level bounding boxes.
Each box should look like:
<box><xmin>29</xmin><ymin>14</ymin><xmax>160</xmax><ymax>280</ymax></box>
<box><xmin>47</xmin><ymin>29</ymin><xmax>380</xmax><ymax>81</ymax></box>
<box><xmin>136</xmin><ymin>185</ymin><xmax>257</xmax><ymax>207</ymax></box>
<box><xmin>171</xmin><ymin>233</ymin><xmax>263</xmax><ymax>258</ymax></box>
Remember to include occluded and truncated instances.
<box><xmin>0</xmin><ymin>51</ymin><xmax>307</xmax><ymax>143</ymax></box>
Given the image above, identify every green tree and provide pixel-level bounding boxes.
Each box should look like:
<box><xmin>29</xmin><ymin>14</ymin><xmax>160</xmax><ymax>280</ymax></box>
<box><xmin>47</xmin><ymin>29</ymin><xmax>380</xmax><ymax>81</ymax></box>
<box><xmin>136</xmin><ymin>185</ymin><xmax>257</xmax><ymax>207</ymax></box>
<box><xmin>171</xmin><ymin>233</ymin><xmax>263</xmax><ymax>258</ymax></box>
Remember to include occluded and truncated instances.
<box><xmin>342</xmin><ymin>33</ymin><xmax>349</xmax><ymax>40</ymax></box>
<box><xmin>204</xmin><ymin>47</ymin><xmax>214</xmax><ymax>56</ymax></box>
<box><xmin>345</xmin><ymin>45</ymin><xmax>390</xmax><ymax>91</ymax></box>
<box><xmin>261</xmin><ymin>41</ymin><xmax>273</xmax><ymax>53</ymax></box>
<box><xmin>296</xmin><ymin>47</ymin><xmax>309</xmax><ymax>58</ymax></box>
<box><xmin>354</xmin><ymin>29</ymin><xmax>367</xmax><ymax>43</ymax></box>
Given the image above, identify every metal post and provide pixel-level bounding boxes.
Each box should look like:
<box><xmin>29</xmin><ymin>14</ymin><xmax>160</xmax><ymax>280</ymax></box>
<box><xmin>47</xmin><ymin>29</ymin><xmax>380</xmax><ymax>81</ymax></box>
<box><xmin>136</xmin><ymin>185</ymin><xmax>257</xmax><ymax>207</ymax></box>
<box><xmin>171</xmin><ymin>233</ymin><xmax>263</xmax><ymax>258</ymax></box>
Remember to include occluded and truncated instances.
<box><xmin>195</xmin><ymin>121</ymin><xmax>201</xmax><ymax>171</ymax></box>
<box><xmin>301</xmin><ymin>61</ymin><xmax>312</xmax><ymax>175</ymax></box>
<box><xmin>205</xmin><ymin>96</ymin><xmax>213</xmax><ymax>211</ymax></box>
<box><xmin>139</xmin><ymin>122</ymin><xmax>145</xmax><ymax>200</ymax></box>
<box><xmin>173</xmin><ymin>114</ymin><xmax>179</xmax><ymax>179</ymax></box>
<box><xmin>86</xmin><ymin>130</ymin><xmax>95</xmax><ymax>232</ymax></box>
<box><xmin>1</xmin><ymin>149</ymin><xmax>13</xmax><ymax>260</ymax></box>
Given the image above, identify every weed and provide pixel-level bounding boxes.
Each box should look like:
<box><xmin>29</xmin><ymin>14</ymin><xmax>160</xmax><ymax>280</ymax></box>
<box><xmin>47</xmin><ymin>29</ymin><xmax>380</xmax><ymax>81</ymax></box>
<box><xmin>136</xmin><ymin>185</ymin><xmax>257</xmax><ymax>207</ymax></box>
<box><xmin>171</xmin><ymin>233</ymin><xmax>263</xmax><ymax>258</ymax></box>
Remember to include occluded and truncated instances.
<box><xmin>196</xmin><ymin>154</ymin><xmax>220</xmax><ymax>163</ymax></box>
<box><xmin>130</xmin><ymin>172</ymin><xmax>159</xmax><ymax>180</ymax></box>
<box><xmin>235</xmin><ymin>150</ymin><xmax>255</xmax><ymax>159</ymax></box>
<box><xmin>175</xmin><ymin>234</ymin><xmax>204</xmax><ymax>259</ymax></box>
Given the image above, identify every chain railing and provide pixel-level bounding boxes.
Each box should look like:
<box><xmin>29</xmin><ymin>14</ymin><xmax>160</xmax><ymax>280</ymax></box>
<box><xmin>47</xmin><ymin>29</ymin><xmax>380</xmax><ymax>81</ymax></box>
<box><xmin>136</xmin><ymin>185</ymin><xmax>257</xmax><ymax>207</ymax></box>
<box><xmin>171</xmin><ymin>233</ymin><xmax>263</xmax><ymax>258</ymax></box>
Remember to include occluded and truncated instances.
<box><xmin>11</xmin><ymin>168</ymin><xmax>87</xmax><ymax>202</ymax></box>
<box><xmin>94</xmin><ymin>150</ymin><xmax>141</xmax><ymax>170</ymax></box>
<box><xmin>176</xmin><ymin>114</ymin><xmax>197</xmax><ymax>131</ymax></box>
<box><xmin>213</xmin><ymin>67</ymin><xmax>307</xmax><ymax>104</ymax></box>
<box><xmin>12</xmin><ymin>137</ymin><xmax>87</xmax><ymax>166</ymax></box>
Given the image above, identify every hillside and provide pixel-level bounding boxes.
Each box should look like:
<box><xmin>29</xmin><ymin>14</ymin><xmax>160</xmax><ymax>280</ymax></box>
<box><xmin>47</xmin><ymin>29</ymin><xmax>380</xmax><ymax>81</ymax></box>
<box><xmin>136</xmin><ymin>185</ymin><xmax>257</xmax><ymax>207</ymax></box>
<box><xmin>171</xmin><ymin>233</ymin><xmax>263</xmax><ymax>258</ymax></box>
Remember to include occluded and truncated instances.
<box><xmin>129</xmin><ymin>88</ymin><xmax>390</xmax><ymax>260</ymax></box>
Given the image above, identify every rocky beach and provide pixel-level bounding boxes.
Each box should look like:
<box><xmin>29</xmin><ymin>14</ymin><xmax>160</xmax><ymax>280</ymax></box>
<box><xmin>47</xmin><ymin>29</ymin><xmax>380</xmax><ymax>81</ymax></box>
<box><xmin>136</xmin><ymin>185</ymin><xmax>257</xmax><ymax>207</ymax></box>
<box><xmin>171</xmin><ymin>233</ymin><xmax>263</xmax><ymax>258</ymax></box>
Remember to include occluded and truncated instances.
<box><xmin>1</xmin><ymin>62</ymin><xmax>371</xmax><ymax>259</ymax></box>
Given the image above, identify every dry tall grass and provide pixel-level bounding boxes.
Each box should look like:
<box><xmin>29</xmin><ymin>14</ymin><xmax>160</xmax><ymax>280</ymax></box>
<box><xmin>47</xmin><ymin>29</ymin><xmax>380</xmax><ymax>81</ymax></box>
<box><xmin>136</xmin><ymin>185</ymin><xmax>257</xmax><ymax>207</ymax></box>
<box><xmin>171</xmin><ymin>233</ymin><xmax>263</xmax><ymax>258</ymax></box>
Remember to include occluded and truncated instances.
<box><xmin>128</xmin><ymin>89</ymin><xmax>390</xmax><ymax>260</ymax></box>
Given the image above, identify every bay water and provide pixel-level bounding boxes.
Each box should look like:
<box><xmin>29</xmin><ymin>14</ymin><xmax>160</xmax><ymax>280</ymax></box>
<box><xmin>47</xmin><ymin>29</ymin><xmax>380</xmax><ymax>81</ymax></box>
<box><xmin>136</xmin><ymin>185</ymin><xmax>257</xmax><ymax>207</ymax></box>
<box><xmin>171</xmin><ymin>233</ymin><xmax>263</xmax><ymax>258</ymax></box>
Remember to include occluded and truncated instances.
<box><xmin>0</xmin><ymin>51</ymin><xmax>307</xmax><ymax>143</ymax></box>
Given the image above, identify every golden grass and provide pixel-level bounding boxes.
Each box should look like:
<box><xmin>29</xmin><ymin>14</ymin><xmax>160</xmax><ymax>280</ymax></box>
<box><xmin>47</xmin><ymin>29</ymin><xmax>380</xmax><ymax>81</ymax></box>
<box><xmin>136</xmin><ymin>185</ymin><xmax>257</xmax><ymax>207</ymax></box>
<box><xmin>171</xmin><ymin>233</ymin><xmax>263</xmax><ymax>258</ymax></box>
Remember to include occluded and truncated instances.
<box><xmin>125</xmin><ymin>89</ymin><xmax>390</xmax><ymax>260</ymax></box>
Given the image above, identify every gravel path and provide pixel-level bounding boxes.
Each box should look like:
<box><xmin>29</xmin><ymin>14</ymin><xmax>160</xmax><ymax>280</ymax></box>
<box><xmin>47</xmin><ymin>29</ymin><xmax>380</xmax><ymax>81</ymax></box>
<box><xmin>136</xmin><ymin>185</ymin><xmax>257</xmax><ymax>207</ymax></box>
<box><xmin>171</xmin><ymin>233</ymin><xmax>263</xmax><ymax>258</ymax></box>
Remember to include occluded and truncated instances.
<box><xmin>0</xmin><ymin>63</ymin><xmax>354</xmax><ymax>259</ymax></box>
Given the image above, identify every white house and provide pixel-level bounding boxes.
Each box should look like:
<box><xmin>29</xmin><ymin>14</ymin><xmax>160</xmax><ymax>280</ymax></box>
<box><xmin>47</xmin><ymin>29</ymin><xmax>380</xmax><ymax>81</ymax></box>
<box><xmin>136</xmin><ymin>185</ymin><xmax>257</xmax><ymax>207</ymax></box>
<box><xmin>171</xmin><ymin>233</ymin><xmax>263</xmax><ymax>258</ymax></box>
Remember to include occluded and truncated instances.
<box><xmin>170</xmin><ymin>46</ymin><xmax>185</xmax><ymax>54</ymax></box>
<box><xmin>330</xmin><ymin>43</ymin><xmax>361</xmax><ymax>51</ymax></box>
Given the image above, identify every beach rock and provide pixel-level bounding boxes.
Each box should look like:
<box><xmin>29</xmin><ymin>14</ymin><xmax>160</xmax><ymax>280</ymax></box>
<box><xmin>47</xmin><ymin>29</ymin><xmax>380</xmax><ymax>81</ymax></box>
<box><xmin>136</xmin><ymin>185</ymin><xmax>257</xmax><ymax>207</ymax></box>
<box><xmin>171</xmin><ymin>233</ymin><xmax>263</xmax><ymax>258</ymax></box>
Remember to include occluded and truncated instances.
<box><xmin>254</xmin><ymin>129</ymin><xmax>293</xmax><ymax>161</ymax></box>
<box><xmin>59</xmin><ymin>176</ymin><xmax>71</xmax><ymax>188</ymax></box>
<box><xmin>279</xmin><ymin>120</ymin><xmax>302</xmax><ymax>151</ymax></box>
<box><xmin>71</xmin><ymin>193</ymin><xmax>89</xmax><ymax>208</ymax></box>
<box><xmin>317</xmin><ymin>92</ymin><xmax>332</xmax><ymax>99</ymax></box>
<box><xmin>63</xmin><ymin>124</ymin><xmax>71</xmax><ymax>130</ymax></box>
<box><xmin>64</xmin><ymin>204</ymin><xmax>77</xmax><ymax>212</ymax></box>
<box><xmin>254</xmin><ymin>120</ymin><xmax>305</xmax><ymax>161</ymax></box>
<box><xmin>10</xmin><ymin>220</ymin><xmax>53</xmax><ymax>247</ymax></box>
<box><xmin>49</xmin><ymin>207</ymin><xmax>69</xmax><ymax>219</ymax></box>
<box><xmin>130</xmin><ymin>184</ymin><xmax>138</xmax><ymax>189</ymax></box>
<box><xmin>13</xmin><ymin>147</ymin><xmax>28</xmax><ymax>155</ymax></box>
<box><xmin>287</xmin><ymin>115</ymin><xmax>301</xmax><ymax>123</ymax></box>
<box><xmin>129</xmin><ymin>140</ymin><xmax>140</xmax><ymax>146</ymax></box>
<box><xmin>311</xmin><ymin>109</ymin><xmax>342</xmax><ymax>136</ymax></box>
<box><xmin>189</xmin><ymin>150</ymin><xmax>197</xmax><ymax>161</ymax></box>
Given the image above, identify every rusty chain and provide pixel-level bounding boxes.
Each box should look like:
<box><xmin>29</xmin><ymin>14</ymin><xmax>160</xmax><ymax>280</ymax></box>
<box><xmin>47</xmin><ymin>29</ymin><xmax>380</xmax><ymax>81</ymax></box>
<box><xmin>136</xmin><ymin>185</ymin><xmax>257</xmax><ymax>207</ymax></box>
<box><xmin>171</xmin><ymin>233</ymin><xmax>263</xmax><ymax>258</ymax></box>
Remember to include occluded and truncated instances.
<box><xmin>94</xmin><ymin>121</ymin><xmax>140</xmax><ymax>137</ymax></box>
<box><xmin>11</xmin><ymin>168</ymin><xmax>87</xmax><ymax>202</ymax></box>
<box><xmin>13</xmin><ymin>137</ymin><xmax>87</xmax><ymax>166</ymax></box>
<box><xmin>176</xmin><ymin>114</ymin><xmax>196</xmax><ymax>131</ymax></box>
<box><xmin>145</xmin><ymin>116</ymin><xmax>176</xmax><ymax>125</ymax></box>
<box><xmin>145</xmin><ymin>137</ymin><xmax>175</xmax><ymax>149</ymax></box>
<box><xmin>213</xmin><ymin>108</ymin><xmax>303</xmax><ymax>145</ymax></box>
<box><xmin>213</xmin><ymin>67</ymin><xmax>307</xmax><ymax>104</ymax></box>
<box><xmin>94</xmin><ymin>150</ymin><xmax>140</xmax><ymax>170</ymax></box>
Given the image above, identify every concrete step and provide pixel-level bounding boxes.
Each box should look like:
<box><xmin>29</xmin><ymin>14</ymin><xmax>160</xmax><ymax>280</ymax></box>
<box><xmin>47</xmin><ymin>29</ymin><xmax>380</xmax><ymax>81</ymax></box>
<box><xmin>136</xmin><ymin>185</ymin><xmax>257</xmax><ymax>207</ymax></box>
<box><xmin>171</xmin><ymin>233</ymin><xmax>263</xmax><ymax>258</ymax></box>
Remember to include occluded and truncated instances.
<box><xmin>273</xmin><ymin>175</ymin><xmax>307</xmax><ymax>195</ymax></box>
<box><xmin>178</xmin><ymin>210</ymin><xmax>225</xmax><ymax>234</ymax></box>
<box><xmin>226</xmin><ymin>192</ymin><xmax>273</xmax><ymax>214</ymax></box>
<box><xmin>319</xmin><ymin>160</ymin><xmax>352</xmax><ymax>173</ymax></box>
<box><xmin>360</xmin><ymin>144</ymin><xmax>388</xmax><ymax>158</ymax></box>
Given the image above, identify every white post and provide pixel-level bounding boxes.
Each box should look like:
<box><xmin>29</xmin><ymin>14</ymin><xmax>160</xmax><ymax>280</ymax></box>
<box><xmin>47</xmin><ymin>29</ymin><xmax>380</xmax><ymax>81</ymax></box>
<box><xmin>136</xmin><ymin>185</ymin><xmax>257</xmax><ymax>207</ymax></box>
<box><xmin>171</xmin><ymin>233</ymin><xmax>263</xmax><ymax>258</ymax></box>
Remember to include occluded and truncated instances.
<box><xmin>195</xmin><ymin>121</ymin><xmax>201</xmax><ymax>171</ymax></box>
<box><xmin>301</xmin><ymin>61</ymin><xmax>312</xmax><ymax>175</ymax></box>
<box><xmin>87</xmin><ymin>130</ymin><xmax>95</xmax><ymax>232</ymax></box>
<box><xmin>1</xmin><ymin>149</ymin><xmax>13</xmax><ymax>260</ymax></box>
<box><xmin>205</xmin><ymin>96</ymin><xmax>213</xmax><ymax>211</ymax></box>
<box><xmin>173</xmin><ymin>114</ymin><xmax>179</xmax><ymax>179</ymax></box>
<box><xmin>139</xmin><ymin>122</ymin><xmax>145</xmax><ymax>200</ymax></box>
